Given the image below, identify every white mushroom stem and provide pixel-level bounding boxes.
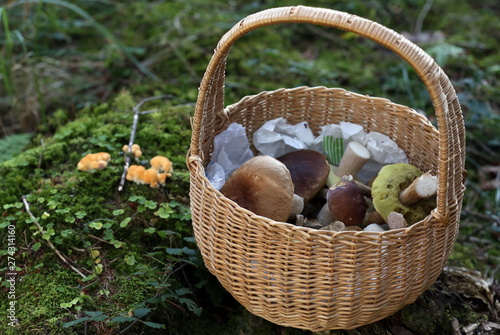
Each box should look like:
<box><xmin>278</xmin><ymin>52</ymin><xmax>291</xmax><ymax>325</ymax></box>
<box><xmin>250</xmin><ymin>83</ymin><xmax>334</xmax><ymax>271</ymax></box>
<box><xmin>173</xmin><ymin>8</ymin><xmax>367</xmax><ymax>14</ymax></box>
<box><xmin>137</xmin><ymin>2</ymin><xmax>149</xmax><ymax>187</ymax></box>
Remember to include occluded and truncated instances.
<box><xmin>289</xmin><ymin>194</ymin><xmax>305</xmax><ymax>220</ymax></box>
<box><xmin>295</xmin><ymin>214</ymin><xmax>305</xmax><ymax>226</ymax></box>
<box><xmin>387</xmin><ymin>212</ymin><xmax>409</xmax><ymax>230</ymax></box>
<box><xmin>317</xmin><ymin>203</ymin><xmax>335</xmax><ymax>226</ymax></box>
<box><xmin>335</xmin><ymin>141</ymin><xmax>371</xmax><ymax>178</ymax></box>
<box><xmin>320</xmin><ymin>221</ymin><xmax>346</xmax><ymax>231</ymax></box>
<box><xmin>399</xmin><ymin>171</ymin><xmax>437</xmax><ymax>206</ymax></box>
<box><xmin>363</xmin><ymin>223</ymin><xmax>386</xmax><ymax>232</ymax></box>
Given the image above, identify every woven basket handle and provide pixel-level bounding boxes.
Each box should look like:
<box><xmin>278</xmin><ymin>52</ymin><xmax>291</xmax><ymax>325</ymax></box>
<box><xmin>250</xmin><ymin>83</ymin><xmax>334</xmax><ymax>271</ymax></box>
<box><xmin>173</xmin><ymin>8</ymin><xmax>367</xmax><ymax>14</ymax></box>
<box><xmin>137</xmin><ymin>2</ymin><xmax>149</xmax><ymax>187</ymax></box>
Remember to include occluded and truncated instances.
<box><xmin>190</xmin><ymin>5</ymin><xmax>465</xmax><ymax>223</ymax></box>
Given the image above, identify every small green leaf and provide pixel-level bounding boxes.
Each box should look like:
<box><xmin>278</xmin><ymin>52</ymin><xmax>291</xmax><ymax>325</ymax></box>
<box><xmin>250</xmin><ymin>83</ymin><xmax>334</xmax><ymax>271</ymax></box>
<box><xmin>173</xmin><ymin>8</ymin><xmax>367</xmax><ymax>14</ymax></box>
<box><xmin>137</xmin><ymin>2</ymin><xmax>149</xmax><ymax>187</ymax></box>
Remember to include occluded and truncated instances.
<box><xmin>133</xmin><ymin>307</ymin><xmax>151</xmax><ymax>318</ymax></box>
<box><xmin>89</xmin><ymin>221</ymin><xmax>103</xmax><ymax>230</ymax></box>
<box><xmin>32</xmin><ymin>242</ymin><xmax>42</xmax><ymax>251</ymax></box>
<box><xmin>128</xmin><ymin>195</ymin><xmax>139</xmax><ymax>202</ymax></box>
<box><xmin>84</xmin><ymin>311</ymin><xmax>104</xmax><ymax>318</ymax></box>
<box><xmin>110</xmin><ymin>316</ymin><xmax>136</xmax><ymax>323</ymax></box>
<box><xmin>63</xmin><ymin>316</ymin><xmax>90</xmax><ymax>327</ymax></box>
<box><xmin>141</xmin><ymin>321</ymin><xmax>164</xmax><ymax>329</ymax></box>
<box><xmin>120</xmin><ymin>217</ymin><xmax>131</xmax><ymax>228</ymax></box>
<box><xmin>94</xmin><ymin>264</ymin><xmax>103</xmax><ymax>274</ymax></box>
<box><xmin>75</xmin><ymin>211</ymin><xmax>87</xmax><ymax>219</ymax></box>
<box><xmin>125</xmin><ymin>255</ymin><xmax>136</xmax><ymax>265</ymax></box>
<box><xmin>113</xmin><ymin>209</ymin><xmax>124</xmax><ymax>216</ymax></box>
<box><xmin>60</xmin><ymin>297</ymin><xmax>81</xmax><ymax>308</ymax></box>
<box><xmin>144</xmin><ymin>227</ymin><xmax>156</xmax><ymax>234</ymax></box>
<box><xmin>175</xmin><ymin>287</ymin><xmax>191</xmax><ymax>296</ymax></box>
<box><xmin>183</xmin><ymin>237</ymin><xmax>196</xmax><ymax>243</ymax></box>
<box><xmin>144</xmin><ymin>200</ymin><xmax>157</xmax><ymax>209</ymax></box>
<box><xmin>166</xmin><ymin>248</ymin><xmax>183</xmax><ymax>256</ymax></box>
<box><xmin>60</xmin><ymin>229</ymin><xmax>73</xmax><ymax>237</ymax></box>
<box><xmin>103</xmin><ymin>229</ymin><xmax>114</xmax><ymax>240</ymax></box>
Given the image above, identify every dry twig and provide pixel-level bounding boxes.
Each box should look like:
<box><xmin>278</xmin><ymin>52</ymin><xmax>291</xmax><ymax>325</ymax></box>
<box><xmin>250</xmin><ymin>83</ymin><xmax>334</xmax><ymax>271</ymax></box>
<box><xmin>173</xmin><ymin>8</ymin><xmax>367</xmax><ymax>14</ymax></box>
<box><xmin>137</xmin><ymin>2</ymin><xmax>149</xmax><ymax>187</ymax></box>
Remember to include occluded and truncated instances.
<box><xmin>117</xmin><ymin>95</ymin><xmax>172</xmax><ymax>192</ymax></box>
<box><xmin>22</xmin><ymin>195</ymin><xmax>86</xmax><ymax>278</ymax></box>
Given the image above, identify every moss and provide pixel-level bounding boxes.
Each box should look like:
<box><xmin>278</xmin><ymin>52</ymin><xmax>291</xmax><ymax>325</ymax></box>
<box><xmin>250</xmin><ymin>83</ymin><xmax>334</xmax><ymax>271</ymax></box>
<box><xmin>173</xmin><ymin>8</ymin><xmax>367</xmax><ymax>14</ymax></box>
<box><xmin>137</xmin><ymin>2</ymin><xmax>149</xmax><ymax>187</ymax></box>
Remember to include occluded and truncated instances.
<box><xmin>0</xmin><ymin>269</ymin><xmax>80</xmax><ymax>335</ymax></box>
<box><xmin>107</xmin><ymin>275</ymin><xmax>156</xmax><ymax>310</ymax></box>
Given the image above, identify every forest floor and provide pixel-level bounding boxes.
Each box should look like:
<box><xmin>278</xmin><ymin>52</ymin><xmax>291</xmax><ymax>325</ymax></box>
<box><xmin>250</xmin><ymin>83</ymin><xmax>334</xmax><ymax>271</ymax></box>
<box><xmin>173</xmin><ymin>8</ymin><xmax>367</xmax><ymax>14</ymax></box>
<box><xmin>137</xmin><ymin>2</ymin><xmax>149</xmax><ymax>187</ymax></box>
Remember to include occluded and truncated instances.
<box><xmin>0</xmin><ymin>1</ymin><xmax>499</xmax><ymax>334</ymax></box>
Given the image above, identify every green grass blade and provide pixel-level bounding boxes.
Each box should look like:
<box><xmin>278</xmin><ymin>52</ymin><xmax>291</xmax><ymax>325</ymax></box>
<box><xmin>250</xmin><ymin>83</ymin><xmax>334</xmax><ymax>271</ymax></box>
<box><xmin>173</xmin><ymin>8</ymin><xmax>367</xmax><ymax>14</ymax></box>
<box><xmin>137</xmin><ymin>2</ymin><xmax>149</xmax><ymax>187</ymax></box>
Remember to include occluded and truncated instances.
<box><xmin>8</xmin><ymin>0</ymin><xmax>159</xmax><ymax>81</ymax></box>
<box><xmin>0</xmin><ymin>7</ymin><xmax>15</xmax><ymax>97</ymax></box>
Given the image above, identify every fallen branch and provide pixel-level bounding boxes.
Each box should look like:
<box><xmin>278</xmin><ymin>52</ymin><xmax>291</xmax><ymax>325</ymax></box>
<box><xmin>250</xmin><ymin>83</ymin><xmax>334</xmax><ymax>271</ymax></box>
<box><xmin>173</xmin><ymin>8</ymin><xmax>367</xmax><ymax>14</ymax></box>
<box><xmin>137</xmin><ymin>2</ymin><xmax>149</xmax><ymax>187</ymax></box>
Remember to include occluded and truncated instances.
<box><xmin>22</xmin><ymin>195</ymin><xmax>86</xmax><ymax>278</ymax></box>
<box><xmin>118</xmin><ymin>95</ymin><xmax>173</xmax><ymax>192</ymax></box>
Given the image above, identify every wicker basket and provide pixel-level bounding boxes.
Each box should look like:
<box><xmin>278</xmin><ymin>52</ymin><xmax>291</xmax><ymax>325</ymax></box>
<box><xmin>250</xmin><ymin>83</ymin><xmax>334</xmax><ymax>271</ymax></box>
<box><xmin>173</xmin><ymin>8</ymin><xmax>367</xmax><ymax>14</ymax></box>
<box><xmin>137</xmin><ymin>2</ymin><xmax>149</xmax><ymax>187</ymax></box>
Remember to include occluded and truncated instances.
<box><xmin>187</xmin><ymin>6</ymin><xmax>466</xmax><ymax>331</ymax></box>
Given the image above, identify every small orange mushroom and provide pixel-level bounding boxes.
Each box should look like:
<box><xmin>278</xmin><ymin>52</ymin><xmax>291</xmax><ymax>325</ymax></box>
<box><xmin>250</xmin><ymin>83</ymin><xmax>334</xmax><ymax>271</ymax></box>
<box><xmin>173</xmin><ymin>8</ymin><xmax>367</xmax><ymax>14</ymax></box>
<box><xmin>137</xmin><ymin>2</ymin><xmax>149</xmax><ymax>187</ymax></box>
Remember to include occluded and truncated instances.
<box><xmin>123</xmin><ymin>144</ymin><xmax>142</xmax><ymax>159</ymax></box>
<box><xmin>126</xmin><ymin>165</ymin><xmax>167</xmax><ymax>188</ymax></box>
<box><xmin>126</xmin><ymin>165</ymin><xmax>146</xmax><ymax>182</ymax></box>
<box><xmin>150</xmin><ymin>156</ymin><xmax>172</xmax><ymax>176</ymax></box>
<box><xmin>77</xmin><ymin>152</ymin><xmax>111</xmax><ymax>171</ymax></box>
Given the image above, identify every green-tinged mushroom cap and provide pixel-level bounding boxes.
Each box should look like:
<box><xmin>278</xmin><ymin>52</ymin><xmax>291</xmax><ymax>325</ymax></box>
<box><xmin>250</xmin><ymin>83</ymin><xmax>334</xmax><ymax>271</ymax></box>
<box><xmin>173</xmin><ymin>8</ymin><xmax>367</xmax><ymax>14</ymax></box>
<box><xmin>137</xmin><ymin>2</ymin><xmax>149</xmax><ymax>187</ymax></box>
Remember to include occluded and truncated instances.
<box><xmin>371</xmin><ymin>163</ymin><xmax>436</xmax><ymax>225</ymax></box>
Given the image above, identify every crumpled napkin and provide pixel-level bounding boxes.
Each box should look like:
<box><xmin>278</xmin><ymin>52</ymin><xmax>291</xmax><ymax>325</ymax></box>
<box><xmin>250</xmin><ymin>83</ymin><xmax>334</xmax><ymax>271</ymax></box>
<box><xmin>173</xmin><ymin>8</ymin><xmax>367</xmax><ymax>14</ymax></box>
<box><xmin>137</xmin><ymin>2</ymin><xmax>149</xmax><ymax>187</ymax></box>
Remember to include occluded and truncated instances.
<box><xmin>253</xmin><ymin>117</ymin><xmax>315</xmax><ymax>158</ymax></box>
<box><xmin>205</xmin><ymin>122</ymin><xmax>254</xmax><ymax>190</ymax></box>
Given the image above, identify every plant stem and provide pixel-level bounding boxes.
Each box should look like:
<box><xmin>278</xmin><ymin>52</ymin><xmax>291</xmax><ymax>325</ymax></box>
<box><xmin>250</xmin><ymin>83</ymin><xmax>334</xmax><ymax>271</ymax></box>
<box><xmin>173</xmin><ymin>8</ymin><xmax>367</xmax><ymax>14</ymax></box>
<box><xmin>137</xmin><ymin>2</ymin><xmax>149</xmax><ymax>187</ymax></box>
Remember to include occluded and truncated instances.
<box><xmin>118</xmin><ymin>95</ymin><xmax>172</xmax><ymax>192</ymax></box>
<box><xmin>22</xmin><ymin>195</ymin><xmax>86</xmax><ymax>278</ymax></box>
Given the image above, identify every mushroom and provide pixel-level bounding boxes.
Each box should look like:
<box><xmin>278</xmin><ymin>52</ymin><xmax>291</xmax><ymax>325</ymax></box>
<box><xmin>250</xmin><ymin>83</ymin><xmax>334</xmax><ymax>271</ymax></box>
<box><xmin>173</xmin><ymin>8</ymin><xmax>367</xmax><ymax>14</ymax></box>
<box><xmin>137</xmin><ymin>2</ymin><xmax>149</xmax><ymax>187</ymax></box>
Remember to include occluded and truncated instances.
<box><xmin>371</xmin><ymin>163</ymin><xmax>436</xmax><ymax>226</ymax></box>
<box><xmin>288</xmin><ymin>194</ymin><xmax>305</xmax><ymax>220</ymax></box>
<box><xmin>123</xmin><ymin>144</ymin><xmax>142</xmax><ymax>159</ymax></box>
<box><xmin>317</xmin><ymin>202</ymin><xmax>335</xmax><ymax>226</ymax></box>
<box><xmin>326</xmin><ymin>178</ymin><xmax>368</xmax><ymax>226</ymax></box>
<box><xmin>398</xmin><ymin>171</ymin><xmax>437</xmax><ymax>206</ymax></box>
<box><xmin>363</xmin><ymin>223</ymin><xmax>386</xmax><ymax>232</ymax></box>
<box><xmin>150</xmin><ymin>155</ymin><xmax>173</xmax><ymax>176</ymax></box>
<box><xmin>387</xmin><ymin>211</ymin><xmax>409</xmax><ymax>230</ymax></box>
<box><xmin>126</xmin><ymin>165</ymin><xmax>168</xmax><ymax>188</ymax></box>
<box><xmin>220</xmin><ymin>155</ymin><xmax>294</xmax><ymax>222</ymax></box>
<box><xmin>276</xmin><ymin>149</ymin><xmax>330</xmax><ymax>202</ymax></box>
<box><xmin>77</xmin><ymin>152</ymin><xmax>111</xmax><ymax>171</ymax></box>
<box><xmin>326</xmin><ymin>141</ymin><xmax>371</xmax><ymax>187</ymax></box>
<box><xmin>320</xmin><ymin>220</ymin><xmax>346</xmax><ymax>231</ymax></box>
<box><xmin>126</xmin><ymin>165</ymin><xmax>146</xmax><ymax>183</ymax></box>
<box><xmin>141</xmin><ymin>168</ymin><xmax>164</xmax><ymax>188</ymax></box>
<box><xmin>335</xmin><ymin>141</ymin><xmax>371</xmax><ymax>177</ymax></box>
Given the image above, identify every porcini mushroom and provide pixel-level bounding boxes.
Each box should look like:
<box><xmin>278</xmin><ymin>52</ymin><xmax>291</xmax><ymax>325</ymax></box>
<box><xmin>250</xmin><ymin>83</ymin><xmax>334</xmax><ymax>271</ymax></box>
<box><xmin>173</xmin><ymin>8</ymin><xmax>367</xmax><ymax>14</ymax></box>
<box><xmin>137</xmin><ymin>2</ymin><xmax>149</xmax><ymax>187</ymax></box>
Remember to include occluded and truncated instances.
<box><xmin>220</xmin><ymin>155</ymin><xmax>294</xmax><ymax>222</ymax></box>
<box><xmin>288</xmin><ymin>194</ymin><xmax>305</xmax><ymax>220</ymax></box>
<box><xmin>398</xmin><ymin>171</ymin><xmax>437</xmax><ymax>206</ymax></box>
<box><xmin>326</xmin><ymin>141</ymin><xmax>371</xmax><ymax>187</ymax></box>
<box><xmin>387</xmin><ymin>211</ymin><xmax>409</xmax><ymax>230</ymax></box>
<box><xmin>371</xmin><ymin>163</ymin><xmax>436</xmax><ymax>225</ymax></box>
<box><xmin>276</xmin><ymin>149</ymin><xmax>330</xmax><ymax>202</ymax></box>
<box><xmin>363</xmin><ymin>223</ymin><xmax>386</xmax><ymax>232</ymax></box>
<box><xmin>326</xmin><ymin>178</ymin><xmax>368</xmax><ymax>226</ymax></box>
<box><xmin>335</xmin><ymin>141</ymin><xmax>371</xmax><ymax>178</ymax></box>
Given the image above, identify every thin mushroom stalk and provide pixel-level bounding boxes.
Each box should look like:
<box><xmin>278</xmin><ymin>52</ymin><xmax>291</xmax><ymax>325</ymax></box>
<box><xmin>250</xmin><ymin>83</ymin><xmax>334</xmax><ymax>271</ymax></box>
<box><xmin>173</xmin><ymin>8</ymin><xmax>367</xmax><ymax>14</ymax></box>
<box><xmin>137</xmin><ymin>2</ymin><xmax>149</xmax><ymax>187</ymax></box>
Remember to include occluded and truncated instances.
<box><xmin>399</xmin><ymin>171</ymin><xmax>437</xmax><ymax>206</ymax></box>
<box><xmin>335</xmin><ymin>141</ymin><xmax>371</xmax><ymax>178</ymax></box>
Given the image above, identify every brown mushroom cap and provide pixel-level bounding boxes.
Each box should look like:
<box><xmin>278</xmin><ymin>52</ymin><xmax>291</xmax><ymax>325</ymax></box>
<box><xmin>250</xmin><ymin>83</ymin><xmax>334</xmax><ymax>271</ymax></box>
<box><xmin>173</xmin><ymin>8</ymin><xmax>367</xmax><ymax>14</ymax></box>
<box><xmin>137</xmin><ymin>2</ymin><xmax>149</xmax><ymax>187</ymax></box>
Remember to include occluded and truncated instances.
<box><xmin>220</xmin><ymin>155</ymin><xmax>294</xmax><ymax>222</ymax></box>
<box><xmin>327</xmin><ymin>179</ymin><xmax>367</xmax><ymax>226</ymax></box>
<box><xmin>277</xmin><ymin>149</ymin><xmax>330</xmax><ymax>201</ymax></box>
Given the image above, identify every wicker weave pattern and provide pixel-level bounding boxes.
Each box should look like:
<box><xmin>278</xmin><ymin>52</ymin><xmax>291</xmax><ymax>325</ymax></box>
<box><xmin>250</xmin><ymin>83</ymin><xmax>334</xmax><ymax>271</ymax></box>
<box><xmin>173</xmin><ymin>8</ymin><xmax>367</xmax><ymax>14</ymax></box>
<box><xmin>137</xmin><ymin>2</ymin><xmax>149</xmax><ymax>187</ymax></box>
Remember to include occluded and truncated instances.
<box><xmin>187</xmin><ymin>6</ymin><xmax>465</xmax><ymax>331</ymax></box>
